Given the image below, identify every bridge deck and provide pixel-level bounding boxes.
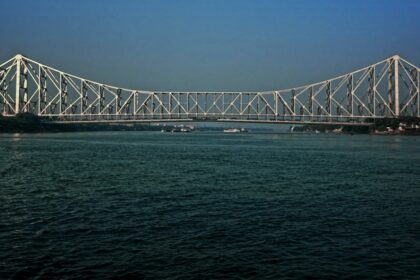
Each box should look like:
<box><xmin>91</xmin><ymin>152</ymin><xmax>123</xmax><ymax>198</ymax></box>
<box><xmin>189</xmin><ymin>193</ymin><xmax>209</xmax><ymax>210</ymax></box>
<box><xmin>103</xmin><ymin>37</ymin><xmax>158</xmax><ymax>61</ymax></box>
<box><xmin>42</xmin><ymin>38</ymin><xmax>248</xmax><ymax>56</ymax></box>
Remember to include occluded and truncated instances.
<box><xmin>45</xmin><ymin>118</ymin><xmax>374</xmax><ymax>126</ymax></box>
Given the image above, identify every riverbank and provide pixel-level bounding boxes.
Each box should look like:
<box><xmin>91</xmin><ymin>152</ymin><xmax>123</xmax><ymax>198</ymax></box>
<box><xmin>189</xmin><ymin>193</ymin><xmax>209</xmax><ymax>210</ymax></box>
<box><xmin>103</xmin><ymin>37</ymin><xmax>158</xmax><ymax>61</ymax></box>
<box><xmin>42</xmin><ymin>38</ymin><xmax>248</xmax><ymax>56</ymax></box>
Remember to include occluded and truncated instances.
<box><xmin>293</xmin><ymin>117</ymin><xmax>420</xmax><ymax>135</ymax></box>
<box><xmin>0</xmin><ymin>113</ymin><xmax>162</xmax><ymax>133</ymax></box>
<box><xmin>1</xmin><ymin>113</ymin><xmax>419</xmax><ymax>135</ymax></box>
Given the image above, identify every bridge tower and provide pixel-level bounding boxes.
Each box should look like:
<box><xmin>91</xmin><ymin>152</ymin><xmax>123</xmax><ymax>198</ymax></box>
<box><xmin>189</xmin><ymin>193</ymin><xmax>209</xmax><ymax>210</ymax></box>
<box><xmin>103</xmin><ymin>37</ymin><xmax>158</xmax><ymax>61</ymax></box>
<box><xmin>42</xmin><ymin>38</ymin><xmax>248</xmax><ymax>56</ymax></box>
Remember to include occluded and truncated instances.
<box><xmin>14</xmin><ymin>54</ymin><xmax>28</xmax><ymax>114</ymax></box>
<box><xmin>394</xmin><ymin>55</ymin><xmax>400</xmax><ymax>116</ymax></box>
<box><xmin>388</xmin><ymin>55</ymin><xmax>400</xmax><ymax>117</ymax></box>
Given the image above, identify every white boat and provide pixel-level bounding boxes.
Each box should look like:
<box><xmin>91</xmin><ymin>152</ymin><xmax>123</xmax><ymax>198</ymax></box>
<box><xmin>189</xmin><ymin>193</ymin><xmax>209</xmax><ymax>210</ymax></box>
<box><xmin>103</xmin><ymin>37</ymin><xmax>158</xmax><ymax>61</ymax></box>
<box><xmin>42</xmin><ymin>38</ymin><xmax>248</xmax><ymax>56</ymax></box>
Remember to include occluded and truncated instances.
<box><xmin>224</xmin><ymin>128</ymin><xmax>241</xmax><ymax>133</ymax></box>
<box><xmin>224</xmin><ymin>128</ymin><xmax>247</xmax><ymax>133</ymax></box>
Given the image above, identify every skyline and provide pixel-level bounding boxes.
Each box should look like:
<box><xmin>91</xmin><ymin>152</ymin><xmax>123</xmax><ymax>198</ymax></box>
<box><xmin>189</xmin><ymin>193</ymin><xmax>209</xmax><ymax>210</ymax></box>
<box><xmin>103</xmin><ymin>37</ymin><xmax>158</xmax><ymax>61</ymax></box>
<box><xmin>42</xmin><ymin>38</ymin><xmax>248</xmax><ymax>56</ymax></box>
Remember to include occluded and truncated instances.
<box><xmin>1</xmin><ymin>0</ymin><xmax>419</xmax><ymax>92</ymax></box>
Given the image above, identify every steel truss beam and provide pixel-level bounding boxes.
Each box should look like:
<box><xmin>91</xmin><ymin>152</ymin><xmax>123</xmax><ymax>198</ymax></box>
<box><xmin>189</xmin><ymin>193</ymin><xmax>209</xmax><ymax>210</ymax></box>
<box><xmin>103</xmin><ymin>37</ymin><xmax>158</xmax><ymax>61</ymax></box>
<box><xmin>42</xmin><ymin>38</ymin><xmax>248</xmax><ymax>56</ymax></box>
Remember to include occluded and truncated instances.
<box><xmin>0</xmin><ymin>54</ymin><xmax>418</xmax><ymax>122</ymax></box>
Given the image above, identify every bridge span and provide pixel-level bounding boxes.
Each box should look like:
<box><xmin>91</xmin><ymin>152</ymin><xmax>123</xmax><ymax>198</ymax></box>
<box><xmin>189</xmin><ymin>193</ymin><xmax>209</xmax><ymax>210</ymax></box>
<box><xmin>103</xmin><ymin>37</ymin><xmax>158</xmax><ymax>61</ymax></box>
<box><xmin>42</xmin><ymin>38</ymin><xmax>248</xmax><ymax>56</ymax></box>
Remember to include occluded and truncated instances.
<box><xmin>0</xmin><ymin>54</ymin><xmax>419</xmax><ymax>125</ymax></box>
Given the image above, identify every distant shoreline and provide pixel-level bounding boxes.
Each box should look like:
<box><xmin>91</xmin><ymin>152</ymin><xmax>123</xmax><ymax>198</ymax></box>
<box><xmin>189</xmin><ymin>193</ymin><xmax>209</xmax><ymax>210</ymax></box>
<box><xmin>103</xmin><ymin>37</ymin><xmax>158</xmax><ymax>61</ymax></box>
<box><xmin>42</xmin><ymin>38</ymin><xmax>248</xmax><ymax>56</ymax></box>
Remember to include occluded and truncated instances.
<box><xmin>1</xmin><ymin>113</ymin><xmax>419</xmax><ymax>135</ymax></box>
<box><xmin>293</xmin><ymin>117</ymin><xmax>420</xmax><ymax>136</ymax></box>
<box><xmin>0</xmin><ymin>113</ymin><xmax>162</xmax><ymax>133</ymax></box>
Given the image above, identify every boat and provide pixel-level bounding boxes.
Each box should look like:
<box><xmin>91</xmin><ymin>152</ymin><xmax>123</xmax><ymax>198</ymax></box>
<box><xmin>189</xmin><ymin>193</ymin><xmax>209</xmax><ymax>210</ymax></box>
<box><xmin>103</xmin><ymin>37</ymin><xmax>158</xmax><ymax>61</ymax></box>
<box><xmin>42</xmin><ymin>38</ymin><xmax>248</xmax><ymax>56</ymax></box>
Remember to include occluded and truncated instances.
<box><xmin>171</xmin><ymin>125</ymin><xmax>193</xmax><ymax>133</ymax></box>
<box><xmin>224</xmin><ymin>128</ymin><xmax>240</xmax><ymax>133</ymax></box>
<box><xmin>224</xmin><ymin>128</ymin><xmax>248</xmax><ymax>133</ymax></box>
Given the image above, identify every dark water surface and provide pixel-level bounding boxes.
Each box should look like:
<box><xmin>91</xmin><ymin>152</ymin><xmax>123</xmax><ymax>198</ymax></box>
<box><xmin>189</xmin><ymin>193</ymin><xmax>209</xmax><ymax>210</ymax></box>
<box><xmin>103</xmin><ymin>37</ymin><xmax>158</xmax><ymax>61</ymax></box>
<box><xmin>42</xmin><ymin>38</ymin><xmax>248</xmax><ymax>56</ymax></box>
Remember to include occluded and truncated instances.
<box><xmin>1</xmin><ymin>132</ymin><xmax>419</xmax><ymax>279</ymax></box>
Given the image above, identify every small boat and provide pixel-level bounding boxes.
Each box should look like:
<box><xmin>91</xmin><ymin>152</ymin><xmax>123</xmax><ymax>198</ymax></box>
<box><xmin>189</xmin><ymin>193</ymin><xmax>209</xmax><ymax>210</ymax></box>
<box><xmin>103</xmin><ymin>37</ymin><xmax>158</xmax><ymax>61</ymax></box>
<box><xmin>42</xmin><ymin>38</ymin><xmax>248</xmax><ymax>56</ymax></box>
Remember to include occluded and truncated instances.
<box><xmin>224</xmin><ymin>128</ymin><xmax>240</xmax><ymax>133</ymax></box>
<box><xmin>171</xmin><ymin>125</ymin><xmax>193</xmax><ymax>133</ymax></box>
<box><xmin>224</xmin><ymin>128</ymin><xmax>247</xmax><ymax>133</ymax></box>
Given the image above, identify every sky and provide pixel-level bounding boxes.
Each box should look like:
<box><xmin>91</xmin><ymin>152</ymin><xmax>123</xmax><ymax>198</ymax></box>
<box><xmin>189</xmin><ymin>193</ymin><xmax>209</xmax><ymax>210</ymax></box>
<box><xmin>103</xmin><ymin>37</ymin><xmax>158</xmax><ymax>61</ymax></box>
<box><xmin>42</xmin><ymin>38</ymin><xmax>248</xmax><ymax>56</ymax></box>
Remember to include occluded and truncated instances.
<box><xmin>0</xmin><ymin>0</ymin><xmax>419</xmax><ymax>92</ymax></box>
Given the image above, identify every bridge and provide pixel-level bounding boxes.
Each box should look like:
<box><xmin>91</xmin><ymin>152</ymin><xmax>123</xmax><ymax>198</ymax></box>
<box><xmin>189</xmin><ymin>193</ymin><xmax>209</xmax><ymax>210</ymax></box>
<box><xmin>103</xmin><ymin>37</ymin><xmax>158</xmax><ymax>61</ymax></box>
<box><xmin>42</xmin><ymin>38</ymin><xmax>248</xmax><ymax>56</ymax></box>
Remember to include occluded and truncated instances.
<box><xmin>0</xmin><ymin>54</ymin><xmax>419</xmax><ymax>125</ymax></box>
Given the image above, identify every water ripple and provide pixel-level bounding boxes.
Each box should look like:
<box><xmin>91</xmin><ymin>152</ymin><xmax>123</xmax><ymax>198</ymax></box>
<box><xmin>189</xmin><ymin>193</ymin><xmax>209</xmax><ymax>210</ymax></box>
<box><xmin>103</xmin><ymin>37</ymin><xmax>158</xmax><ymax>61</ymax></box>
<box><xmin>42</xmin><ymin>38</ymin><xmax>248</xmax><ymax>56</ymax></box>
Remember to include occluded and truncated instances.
<box><xmin>0</xmin><ymin>132</ymin><xmax>419</xmax><ymax>279</ymax></box>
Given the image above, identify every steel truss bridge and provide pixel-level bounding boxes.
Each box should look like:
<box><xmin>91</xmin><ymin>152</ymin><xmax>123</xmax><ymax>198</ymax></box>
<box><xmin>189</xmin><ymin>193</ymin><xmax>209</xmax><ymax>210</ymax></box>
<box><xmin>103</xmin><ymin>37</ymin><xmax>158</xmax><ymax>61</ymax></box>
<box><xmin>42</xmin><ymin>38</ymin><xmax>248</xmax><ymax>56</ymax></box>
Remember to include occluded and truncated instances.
<box><xmin>0</xmin><ymin>54</ymin><xmax>419</xmax><ymax>125</ymax></box>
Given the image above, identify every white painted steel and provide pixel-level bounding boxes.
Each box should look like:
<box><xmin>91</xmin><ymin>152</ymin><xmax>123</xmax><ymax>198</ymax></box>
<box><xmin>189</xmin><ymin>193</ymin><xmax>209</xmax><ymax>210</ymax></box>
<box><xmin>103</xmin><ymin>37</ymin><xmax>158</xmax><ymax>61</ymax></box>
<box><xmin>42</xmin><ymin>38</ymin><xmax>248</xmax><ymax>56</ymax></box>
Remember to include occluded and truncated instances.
<box><xmin>0</xmin><ymin>54</ymin><xmax>418</xmax><ymax>123</ymax></box>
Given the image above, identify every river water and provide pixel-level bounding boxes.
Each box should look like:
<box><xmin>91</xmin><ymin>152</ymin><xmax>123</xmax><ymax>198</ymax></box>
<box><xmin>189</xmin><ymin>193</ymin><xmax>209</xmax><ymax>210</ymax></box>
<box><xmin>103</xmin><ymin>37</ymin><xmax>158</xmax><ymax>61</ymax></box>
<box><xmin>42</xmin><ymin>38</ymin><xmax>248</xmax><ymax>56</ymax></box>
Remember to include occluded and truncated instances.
<box><xmin>0</xmin><ymin>132</ymin><xmax>419</xmax><ymax>279</ymax></box>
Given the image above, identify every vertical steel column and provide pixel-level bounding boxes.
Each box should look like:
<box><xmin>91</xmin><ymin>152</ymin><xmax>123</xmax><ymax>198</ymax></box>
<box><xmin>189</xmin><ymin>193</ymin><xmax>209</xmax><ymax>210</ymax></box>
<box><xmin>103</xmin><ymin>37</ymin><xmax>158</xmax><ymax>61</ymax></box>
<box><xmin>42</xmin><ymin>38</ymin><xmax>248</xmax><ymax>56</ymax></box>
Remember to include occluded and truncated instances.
<box><xmin>309</xmin><ymin>86</ymin><xmax>313</xmax><ymax>117</ymax></box>
<box><xmin>213</xmin><ymin>92</ymin><xmax>216</xmax><ymax>116</ymax></box>
<box><xmin>187</xmin><ymin>92</ymin><xmax>190</xmax><ymax>118</ymax></box>
<box><xmin>59</xmin><ymin>73</ymin><xmax>62</xmax><ymax>115</ymax></box>
<box><xmin>291</xmin><ymin>89</ymin><xmax>295</xmax><ymax>119</ymax></box>
<box><xmin>146</xmin><ymin>94</ymin><xmax>150</xmax><ymax>119</ymax></box>
<box><xmin>349</xmin><ymin>74</ymin><xmax>354</xmax><ymax>117</ymax></box>
<box><xmin>116</xmin><ymin>89</ymin><xmax>122</xmax><ymax>116</ymax></box>
<box><xmin>133</xmin><ymin>91</ymin><xmax>137</xmax><ymax>118</ymax></box>
<box><xmin>222</xmin><ymin>92</ymin><xmax>225</xmax><ymax>117</ymax></box>
<box><xmin>40</xmin><ymin>68</ymin><xmax>48</xmax><ymax>115</ymax></box>
<box><xmin>394</xmin><ymin>56</ymin><xmax>399</xmax><ymax>116</ymax></box>
<box><xmin>239</xmin><ymin>92</ymin><xmax>243</xmax><ymax>119</ymax></box>
<box><xmin>373</xmin><ymin>66</ymin><xmax>376</xmax><ymax>116</ymax></box>
<box><xmin>178</xmin><ymin>92</ymin><xmax>181</xmax><ymax>117</ymax></box>
<box><xmin>37</xmin><ymin>65</ymin><xmax>41</xmax><ymax>115</ymax></box>
<box><xmin>15</xmin><ymin>55</ymin><xmax>21</xmax><ymax>114</ymax></box>
<box><xmin>274</xmin><ymin>91</ymin><xmax>278</xmax><ymax>120</ymax></box>
<box><xmin>368</xmin><ymin>67</ymin><xmax>374</xmax><ymax>114</ymax></box>
<box><xmin>204</xmin><ymin>92</ymin><xmax>207</xmax><ymax>116</ymax></box>
<box><xmin>247</xmin><ymin>93</ymin><xmax>250</xmax><ymax>119</ymax></box>
<box><xmin>195</xmin><ymin>92</ymin><xmax>198</xmax><ymax>116</ymax></box>
<box><xmin>0</xmin><ymin>68</ymin><xmax>5</xmax><ymax>114</ymax></box>
<box><xmin>60</xmin><ymin>73</ymin><xmax>68</xmax><ymax>115</ymax></box>
<box><xmin>99</xmin><ymin>86</ymin><xmax>104</xmax><ymax>115</ymax></box>
<box><xmin>151</xmin><ymin>93</ymin><xmax>156</xmax><ymax>119</ymax></box>
<box><xmin>282</xmin><ymin>94</ymin><xmax>286</xmax><ymax>120</ymax></box>
<box><xmin>256</xmin><ymin>93</ymin><xmax>260</xmax><ymax>120</ymax></box>
<box><xmin>169</xmin><ymin>92</ymin><xmax>172</xmax><ymax>118</ymax></box>
<box><xmin>409</xmin><ymin>69</ymin><xmax>417</xmax><ymax>116</ymax></box>
<box><xmin>81</xmin><ymin>80</ymin><xmax>88</xmax><ymax>114</ymax></box>
<box><xmin>22</xmin><ymin>62</ymin><xmax>28</xmax><ymax>112</ymax></box>
<box><xmin>388</xmin><ymin>59</ymin><xmax>394</xmax><ymax>115</ymax></box>
<box><xmin>265</xmin><ymin>94</ymin><xmax>269</xmax><ymax>120</ymax></box>
<box><xmin>326</xmin><ymin>82</ymin><xmax>331</xmax><ymax>116</ymax></box>
<box><xmin>159</xmin><ymin>93</ymin><xmax>163</xmax><ymax>118</ymax></box>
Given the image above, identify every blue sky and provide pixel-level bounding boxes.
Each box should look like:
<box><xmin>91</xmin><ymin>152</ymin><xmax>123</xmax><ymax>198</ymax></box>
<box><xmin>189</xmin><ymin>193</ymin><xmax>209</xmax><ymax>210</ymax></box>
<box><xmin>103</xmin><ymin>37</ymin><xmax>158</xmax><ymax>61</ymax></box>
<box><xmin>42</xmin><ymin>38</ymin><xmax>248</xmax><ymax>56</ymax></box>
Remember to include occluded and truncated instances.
<box><xmin>1</xmin><ymin>0</ymin><xmax>419</xmax><ymax>91</ymax></box>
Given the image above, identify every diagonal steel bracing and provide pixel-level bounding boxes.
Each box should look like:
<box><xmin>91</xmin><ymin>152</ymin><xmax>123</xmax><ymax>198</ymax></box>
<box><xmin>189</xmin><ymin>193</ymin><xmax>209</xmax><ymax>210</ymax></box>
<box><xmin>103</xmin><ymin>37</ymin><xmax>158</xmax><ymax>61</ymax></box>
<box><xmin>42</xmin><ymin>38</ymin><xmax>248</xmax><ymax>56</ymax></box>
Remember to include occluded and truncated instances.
<box><xmin>0</xmin><ymin>54</ymin><xmax>418</xmax><ymax>123</ymax></box>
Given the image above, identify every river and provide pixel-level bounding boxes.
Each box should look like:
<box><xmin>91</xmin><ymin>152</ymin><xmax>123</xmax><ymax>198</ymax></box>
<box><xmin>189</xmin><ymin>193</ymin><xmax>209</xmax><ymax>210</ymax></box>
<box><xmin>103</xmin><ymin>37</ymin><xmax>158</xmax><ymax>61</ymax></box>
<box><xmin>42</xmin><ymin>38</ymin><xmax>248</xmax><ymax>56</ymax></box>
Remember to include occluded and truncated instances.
<box><xmin>1</xmin><ymin>132</ymin><xmax>419</xmax><ymax>279</ymax></box>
